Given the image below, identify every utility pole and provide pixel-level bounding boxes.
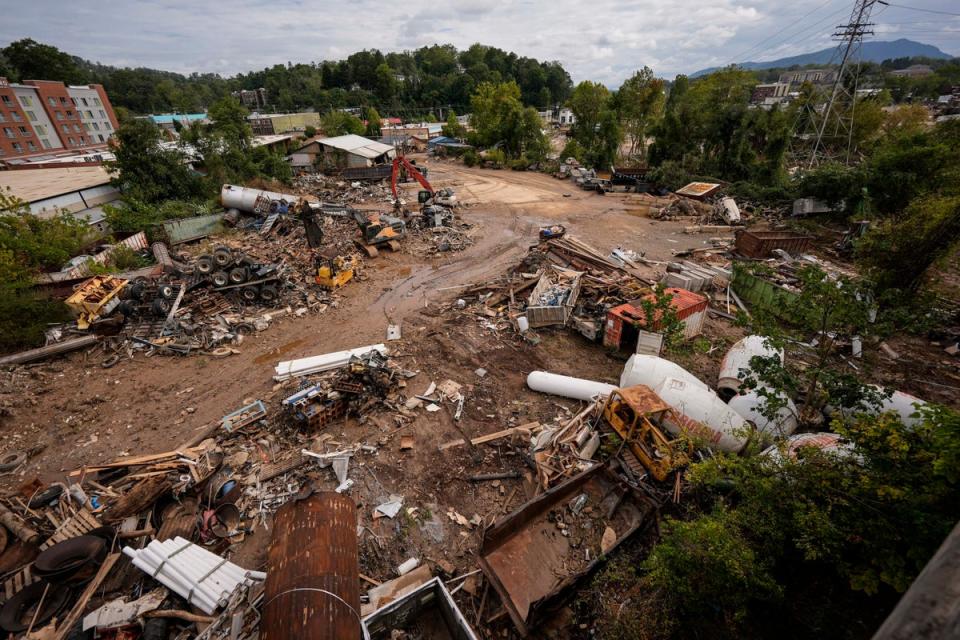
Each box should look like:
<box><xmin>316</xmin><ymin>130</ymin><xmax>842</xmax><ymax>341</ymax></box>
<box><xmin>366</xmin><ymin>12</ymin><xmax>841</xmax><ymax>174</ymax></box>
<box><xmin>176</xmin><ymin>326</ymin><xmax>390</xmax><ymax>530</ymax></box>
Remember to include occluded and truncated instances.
<box><xmin>806</xmin><ymin>0</ymin><xmax>882</xmax><ymax>168</ymax></box>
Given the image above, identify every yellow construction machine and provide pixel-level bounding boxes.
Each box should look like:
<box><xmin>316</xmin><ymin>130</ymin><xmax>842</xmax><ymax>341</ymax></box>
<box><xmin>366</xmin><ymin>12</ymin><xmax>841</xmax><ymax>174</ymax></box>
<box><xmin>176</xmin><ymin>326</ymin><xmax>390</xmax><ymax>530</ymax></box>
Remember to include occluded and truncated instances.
<box><xmin>601</xmin><ymin>385</ymin><xmax>689</xmax><ymax>482</ymax></box>
<box><xmin>65</xmin><ymin>275</ymin><xmax>129</xmax><ymax>330</ymax></box>
<box><xmin>315</xmin><ymin>254</ymin><xmax>357</xmax><ymax>289</ymax></box>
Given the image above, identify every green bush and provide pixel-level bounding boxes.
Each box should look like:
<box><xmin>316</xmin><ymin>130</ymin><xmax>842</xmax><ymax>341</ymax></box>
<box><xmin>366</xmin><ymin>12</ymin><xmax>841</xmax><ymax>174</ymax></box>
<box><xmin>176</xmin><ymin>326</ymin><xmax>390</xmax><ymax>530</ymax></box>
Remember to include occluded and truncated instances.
<box><xmin>462</xmin><ymin>149</ymin><xmax>479</xmax><ymax>167</ymax></box>
<box><xmin>559</xmin><ymin>139</ymin><xmax>585</xmax><ymax>163</ymax></box>
<box><xmin>484</xmin><ymin>148</ymin><xmax>506</xmax><ymax>168</ymax></box>
<box><xmin>509</xmin><ymin>154</ymin><xmax>530</xmax><ymax>171</ymax></box>
<box><xmin>795</xmin><ymin>162</ymin><xmax>866</xmax><ymax>215</ymax></box>
<box><xmin>0</xmin><ymin>285</ymin><xmax>72</xmax><ymax>351</ymax></box>
<box><xmin>104</xmin><ymin>199</ymin><xmax>215</xmax><ymax>236</ymax></box>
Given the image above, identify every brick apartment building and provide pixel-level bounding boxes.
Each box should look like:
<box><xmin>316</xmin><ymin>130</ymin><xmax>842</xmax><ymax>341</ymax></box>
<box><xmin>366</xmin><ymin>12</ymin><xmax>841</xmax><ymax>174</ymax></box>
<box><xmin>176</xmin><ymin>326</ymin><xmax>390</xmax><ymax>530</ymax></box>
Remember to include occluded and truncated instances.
<box><xmin>0</xmin><ymin>77</ymin><xmax>119</xmax><ymax>160</ymax></box>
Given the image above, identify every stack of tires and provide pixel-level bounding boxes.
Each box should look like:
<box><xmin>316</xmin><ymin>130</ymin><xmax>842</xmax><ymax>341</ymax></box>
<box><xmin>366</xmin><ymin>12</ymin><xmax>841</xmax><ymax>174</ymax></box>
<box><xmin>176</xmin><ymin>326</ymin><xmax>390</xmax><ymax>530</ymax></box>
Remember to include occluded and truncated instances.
<box><xmin>195</xmin><ymin>246</ymin><xmax>279</xmax><ymax>304</ymax></box>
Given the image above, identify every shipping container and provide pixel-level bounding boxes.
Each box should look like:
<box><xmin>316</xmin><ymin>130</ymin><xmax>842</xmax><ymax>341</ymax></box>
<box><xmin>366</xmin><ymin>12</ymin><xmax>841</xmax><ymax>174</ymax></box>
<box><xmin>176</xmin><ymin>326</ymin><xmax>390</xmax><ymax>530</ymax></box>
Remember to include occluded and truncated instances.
<box><xmin>734</xmin><ymin>229</ymin><xmax>813</xmax><ymax>258</ymax></box>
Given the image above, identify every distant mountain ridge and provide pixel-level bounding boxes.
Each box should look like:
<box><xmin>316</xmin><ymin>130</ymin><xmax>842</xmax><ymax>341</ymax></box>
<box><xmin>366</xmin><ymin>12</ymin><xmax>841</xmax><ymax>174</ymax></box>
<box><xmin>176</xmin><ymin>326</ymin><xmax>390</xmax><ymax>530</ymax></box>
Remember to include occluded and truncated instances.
<box><xmin>692</xmin><ymin>39</ymin><xmax>954</xmax><ymax>78</ymax></box>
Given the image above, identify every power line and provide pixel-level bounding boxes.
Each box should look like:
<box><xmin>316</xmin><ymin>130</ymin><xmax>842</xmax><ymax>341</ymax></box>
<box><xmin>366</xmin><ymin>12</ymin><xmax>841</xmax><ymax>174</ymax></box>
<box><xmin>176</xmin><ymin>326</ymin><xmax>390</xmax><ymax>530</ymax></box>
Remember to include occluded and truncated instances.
<box><xmin>884</xmin><ymin>2</ymin><xmax>960</xmax><ymax>17</ymax></box>
<box><xmin>726</xmin><ymin>0</ymin><xmax>841</xmax><ymax>65</ymax></box>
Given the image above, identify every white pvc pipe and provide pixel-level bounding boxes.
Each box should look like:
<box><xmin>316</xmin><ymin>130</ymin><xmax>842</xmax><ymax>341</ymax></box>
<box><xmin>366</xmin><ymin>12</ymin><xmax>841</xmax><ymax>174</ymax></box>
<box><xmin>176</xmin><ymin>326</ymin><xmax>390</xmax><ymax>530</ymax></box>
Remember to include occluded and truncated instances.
<box><xmin>157</xmin><ymin>543</ymin><xmax>246</xmax><ymax>593</ymax></box>
<box><xmin>124</xmin><ymin>549</ymin><xmax>220</xmax><ymax>613</ymax></box>
<box><xmin>151</xmin><ymin>543</ymin><xmax>238</xmax><ymax>600</ymax></box>
<box><xmin>160</xmin><ymin>540</ymin><xmax>263</xmax><ymax>591</ymax></box>
<box><xmin>143</xmin><ymin>544</ymin><xmax>233</xmax><ymax>604</ymax></box>
<box><xmin>165</xmin><ymin>538</ymin><xmax>261</xmax><ymax>582</ymax></box>
<box><xmin>526</xmin><ymin>371</ymin><xmax>616</xmax><ymax>401</ymax></box>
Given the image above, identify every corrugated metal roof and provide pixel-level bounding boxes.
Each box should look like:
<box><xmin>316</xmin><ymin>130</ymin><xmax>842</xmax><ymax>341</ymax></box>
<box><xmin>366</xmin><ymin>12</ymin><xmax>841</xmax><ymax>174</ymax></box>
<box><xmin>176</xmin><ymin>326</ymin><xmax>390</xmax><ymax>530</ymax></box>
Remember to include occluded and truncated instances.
<box><xmin>0</xmin><ymin>166</ymin><xmax>112</xmax><ymax>202</ymax></box>
<box><xmin>317</xmin><ymin>134</ymin><xmax>394</xmax><ymax>159</ymax></box>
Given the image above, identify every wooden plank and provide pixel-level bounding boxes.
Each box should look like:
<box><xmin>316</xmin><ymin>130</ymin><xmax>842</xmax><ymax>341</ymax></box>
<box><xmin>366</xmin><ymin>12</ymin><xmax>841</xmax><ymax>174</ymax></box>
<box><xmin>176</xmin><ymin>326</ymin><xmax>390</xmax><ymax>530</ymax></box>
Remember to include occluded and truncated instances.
<box><xmin>54</xmin><ymin>553</ymin><xmax>120</xmax><ymax>640</ymax></box>
<box><xmin>438</xmin><ymin>423</ymin><xmax>539</xmax><ymax>451</ymax></box>
<box><xmin>68</xmin><ymin>447</ymin><xmax>205</xmax><ymax>477</ymax></box>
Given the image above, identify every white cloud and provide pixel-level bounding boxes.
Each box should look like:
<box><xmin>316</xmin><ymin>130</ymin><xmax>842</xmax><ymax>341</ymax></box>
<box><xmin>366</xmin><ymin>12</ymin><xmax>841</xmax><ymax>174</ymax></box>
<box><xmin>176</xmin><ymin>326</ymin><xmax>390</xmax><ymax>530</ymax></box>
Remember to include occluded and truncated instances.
<box><xmin>1</xmin><ymin>0</ymin><xmax>957</xmax><ymax>85</ymax></box>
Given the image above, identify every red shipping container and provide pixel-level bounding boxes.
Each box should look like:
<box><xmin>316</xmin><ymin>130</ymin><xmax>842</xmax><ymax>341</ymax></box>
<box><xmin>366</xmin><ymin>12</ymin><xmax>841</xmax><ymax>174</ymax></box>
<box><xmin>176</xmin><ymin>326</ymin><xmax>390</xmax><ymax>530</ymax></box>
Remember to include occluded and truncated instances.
<box><xmin>603</xmin><ymin>288</ymin><xmax>707</xmax><ymax>350</ymax></box>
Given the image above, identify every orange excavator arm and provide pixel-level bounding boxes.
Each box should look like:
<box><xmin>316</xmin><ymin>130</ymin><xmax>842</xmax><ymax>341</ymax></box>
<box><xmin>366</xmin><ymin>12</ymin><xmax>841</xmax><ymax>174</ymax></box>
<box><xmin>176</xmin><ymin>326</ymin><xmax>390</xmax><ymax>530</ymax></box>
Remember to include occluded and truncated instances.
<box><xmin>391</xmin><ymin>155</ymin><xmax>433</xmax><ymax>200</ymax></box>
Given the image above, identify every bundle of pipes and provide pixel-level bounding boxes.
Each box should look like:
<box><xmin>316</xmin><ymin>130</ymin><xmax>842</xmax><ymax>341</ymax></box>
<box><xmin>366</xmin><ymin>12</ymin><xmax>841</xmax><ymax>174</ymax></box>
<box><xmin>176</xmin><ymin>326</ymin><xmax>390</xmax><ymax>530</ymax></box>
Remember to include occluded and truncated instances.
<box><xmin>273</xmin><ymin>344</ymin><xmax>388</xmax><ymax>381</ymax></box>
<box><xmin>123</xmin><ymin>537</ymin><xmax>266</xmax><ymax>614</ymax></box>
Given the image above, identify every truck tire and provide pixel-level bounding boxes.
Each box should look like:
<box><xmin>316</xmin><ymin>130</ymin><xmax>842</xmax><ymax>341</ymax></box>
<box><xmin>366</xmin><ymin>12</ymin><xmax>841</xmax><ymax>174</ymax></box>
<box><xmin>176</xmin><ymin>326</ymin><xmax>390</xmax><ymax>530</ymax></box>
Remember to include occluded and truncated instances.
<box><xmin>240</xmin><ymin>286</ymin><xmax>259</xmax><ymax>302</ymax></box>
<box><xmin>259</xmin><ymin>284</ymin><xmax>278</xmax><ymax>303</ymax></box>
<box><xmin>196</xmin><ymin>255</ymin><xmax>215</xmax><ymax>275</ymax></box>
<box><xmin>158</xmin><ymin>284</ymin><xmax>176</xmax><ymax>300</ymax></box>
<box><xmin>151</xmin><ymin>298</ymin><xmax>171</xmax><ymax>317</ymax></box>
<box><xmin>213</xmin><ymin>247</ymin><xmax>234</xmax><ymax>268</ymax></box>
<box><xmin>228</xmin><ymin>267</ymin><xmax>248</xmax><ymax>284</ymax></box>
<box><xmin>211</xmin><ymin>271</ymin><xmax>230</xmax><ymax>287</ymax></box>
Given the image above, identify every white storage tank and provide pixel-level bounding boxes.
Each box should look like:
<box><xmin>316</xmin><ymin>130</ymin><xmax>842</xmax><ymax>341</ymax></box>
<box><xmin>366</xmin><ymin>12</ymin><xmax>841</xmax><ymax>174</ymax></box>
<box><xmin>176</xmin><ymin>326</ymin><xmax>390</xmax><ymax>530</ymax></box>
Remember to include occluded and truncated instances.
<box><xmin>526</xmin><ymin>371</ymin><xmax>616</xmax><ymax>402</ymax></box>
<box><xmin>654</xmin><ymin>377</ymin><xmax>749</xmax><ymax>453</ymax></box>
<box><xmin>718</xmin><ymin>335</ymin><xmax>783</xmax><ymax>400</ymax></box>
<box><xmin>620</xmin><ymin>354</ymin><xmax>708</xmax><ymax>392</ymax></box>
<box><xmin>828</xmin><ymin>386</ymin><xmax>928</xmax><ymax>428</ymax></box>
<box><xmin>728</xmin><ymin>389</ymin><xmax>799</xmax><ymax>438</ymax></box>
<box><xmin>220</xmin><ymin>184</ymin><xmax>301</xmax><ymax>213</ymax></box>
<box><xmin>762</xmin><ymin>432</ymin><xmax>855</xmax><ymax>462</ymax></box>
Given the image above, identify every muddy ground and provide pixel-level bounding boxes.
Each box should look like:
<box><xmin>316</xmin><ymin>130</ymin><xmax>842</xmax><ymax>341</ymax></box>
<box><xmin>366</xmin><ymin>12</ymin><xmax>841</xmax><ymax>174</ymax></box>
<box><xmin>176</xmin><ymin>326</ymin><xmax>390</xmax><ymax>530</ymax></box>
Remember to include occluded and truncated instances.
<box><xmin>0</xmin><ymin>158</ymin><xmax>957</xmax><ymax>636</ymax></box>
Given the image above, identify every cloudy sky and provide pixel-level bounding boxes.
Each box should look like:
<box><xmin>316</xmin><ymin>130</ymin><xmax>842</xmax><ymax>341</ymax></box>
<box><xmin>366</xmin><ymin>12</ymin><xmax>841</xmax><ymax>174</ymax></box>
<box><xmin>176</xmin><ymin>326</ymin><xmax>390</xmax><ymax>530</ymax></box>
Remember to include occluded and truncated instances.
<box><xmin>2</xmin><ymin>0</ymin><xmax>958</xmax><ymax>85</ymax></box>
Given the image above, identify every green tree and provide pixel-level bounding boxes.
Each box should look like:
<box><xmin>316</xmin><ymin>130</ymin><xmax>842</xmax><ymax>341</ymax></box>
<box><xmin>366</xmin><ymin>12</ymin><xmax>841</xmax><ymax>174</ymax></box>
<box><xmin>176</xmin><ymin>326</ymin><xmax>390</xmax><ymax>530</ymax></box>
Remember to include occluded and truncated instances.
<box><xmin>364</xmin><ymin>107</ymin><xmax>382</xmax><ymax>137</ymax></box>
<box><xmin>469</xmin><ymin>81</ymin><xmax>547</xmax><ymax>159</ymax></box>
<box><xmin>1</xmin><ymin>38</ymin><xmax>86</xmax><ymax>83</ymax></box>
<box><xmin>442</xmin><ymin>110</ymin><xmax>467</xmax><ymax>139</ymax></box>
<box><xmin>569</xmin><ymin>81</ymin><xmax>622</xmax><ymax>168</ymax></box>
<box><xmin>320</xmin><ymin>110</ymin><xmax>365</xmax><ymax>136</ymax></box>
<box><xmin>106</xmin><ymin>119</ymin><xmax>206</xmax><ymax>203</ymax></box>
<box><xmin>617</xmin><ymin>67</ymin><xmax>665</xmax><ymax>159</ymax></box>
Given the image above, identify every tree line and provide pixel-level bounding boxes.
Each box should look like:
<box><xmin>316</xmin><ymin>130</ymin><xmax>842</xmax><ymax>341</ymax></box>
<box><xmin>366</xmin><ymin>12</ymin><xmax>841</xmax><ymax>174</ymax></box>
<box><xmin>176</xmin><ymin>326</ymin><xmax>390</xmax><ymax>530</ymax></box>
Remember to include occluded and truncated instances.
<box><xmin>0</xmin><ymin>39</ymin><xmax>573</xmax><ymax>117</ymax></box>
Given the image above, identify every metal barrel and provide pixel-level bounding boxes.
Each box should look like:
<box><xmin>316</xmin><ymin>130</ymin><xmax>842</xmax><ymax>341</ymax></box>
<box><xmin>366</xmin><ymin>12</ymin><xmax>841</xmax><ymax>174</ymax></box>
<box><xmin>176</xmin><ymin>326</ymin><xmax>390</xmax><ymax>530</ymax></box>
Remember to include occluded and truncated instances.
<box><xmin>262</xmin><ymin>492</ymin><xmax>361</xmax><ymax>640</ymax></box>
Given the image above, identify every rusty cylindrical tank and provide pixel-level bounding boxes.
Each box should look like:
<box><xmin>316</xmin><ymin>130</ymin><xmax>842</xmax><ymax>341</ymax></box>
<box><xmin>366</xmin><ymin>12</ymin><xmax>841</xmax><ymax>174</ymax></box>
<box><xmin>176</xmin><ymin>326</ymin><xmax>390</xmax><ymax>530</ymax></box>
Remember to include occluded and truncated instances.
<box><xmin>262</xmin><ymin>492</ymin><xmax>361</xmax><ymax>640</ymax></box>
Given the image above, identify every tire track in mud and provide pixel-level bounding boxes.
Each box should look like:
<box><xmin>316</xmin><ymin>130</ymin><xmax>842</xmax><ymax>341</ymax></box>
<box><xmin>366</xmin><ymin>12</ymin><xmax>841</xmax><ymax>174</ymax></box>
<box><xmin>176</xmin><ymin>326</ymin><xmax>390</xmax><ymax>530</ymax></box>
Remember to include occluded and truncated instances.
<box><xmin>371</xmin><ymin>207</ymin><xmax>533</xmax><ymax>322</ymax></box>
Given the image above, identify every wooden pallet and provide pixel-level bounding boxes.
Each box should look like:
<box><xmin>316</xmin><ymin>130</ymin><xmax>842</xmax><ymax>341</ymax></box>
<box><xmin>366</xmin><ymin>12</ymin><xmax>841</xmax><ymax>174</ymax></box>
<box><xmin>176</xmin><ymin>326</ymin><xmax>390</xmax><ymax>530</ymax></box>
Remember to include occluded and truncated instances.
<box><xmin>0</xmin><ymin>509</ymin><xmax>101</xmax><ymax>604</ymax></box>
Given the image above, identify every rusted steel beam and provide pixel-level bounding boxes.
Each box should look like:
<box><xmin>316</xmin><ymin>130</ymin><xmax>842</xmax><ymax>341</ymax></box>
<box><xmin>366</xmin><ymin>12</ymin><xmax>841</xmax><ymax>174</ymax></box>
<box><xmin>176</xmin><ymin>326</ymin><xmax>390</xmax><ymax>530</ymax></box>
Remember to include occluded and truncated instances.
<box><xmin>263</xmin><ymin>492</ymin><xmax>361</xmax><ymax>640</ymax></box>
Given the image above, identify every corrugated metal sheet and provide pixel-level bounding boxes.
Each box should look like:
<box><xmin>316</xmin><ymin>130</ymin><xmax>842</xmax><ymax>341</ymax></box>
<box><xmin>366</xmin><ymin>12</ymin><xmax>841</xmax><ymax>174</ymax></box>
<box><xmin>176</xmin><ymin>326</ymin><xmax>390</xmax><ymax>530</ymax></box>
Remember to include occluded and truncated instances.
<box><xmin>263</xmin><ymin>492</ymin><xmax>360</xmax><ymax>640</ymax></box>
<box><xmin>163</xmin><ymin>213</ymin><xmax>225</xmax><ymax>245</ymax></box>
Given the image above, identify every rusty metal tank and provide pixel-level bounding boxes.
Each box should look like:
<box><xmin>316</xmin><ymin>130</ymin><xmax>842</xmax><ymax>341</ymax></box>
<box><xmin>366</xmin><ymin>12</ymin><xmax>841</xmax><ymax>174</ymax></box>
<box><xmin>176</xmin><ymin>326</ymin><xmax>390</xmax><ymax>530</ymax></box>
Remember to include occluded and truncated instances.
<box><xmin>262</xmin><ymin>492</ymin><xmax>361</xmax><ymax>640</ymax></box>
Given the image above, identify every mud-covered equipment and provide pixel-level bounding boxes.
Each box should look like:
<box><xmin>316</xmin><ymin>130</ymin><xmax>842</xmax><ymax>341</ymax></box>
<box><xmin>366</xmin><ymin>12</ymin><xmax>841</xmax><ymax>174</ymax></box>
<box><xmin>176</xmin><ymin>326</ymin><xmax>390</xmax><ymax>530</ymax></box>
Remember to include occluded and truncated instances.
<box><xmin>352</xmin><ymin>210</ymin><xmax>405</xmax><ymax>257</ymax></box>
<box><xmin>600</xmin><ymin>385</ymin><xmax>690</xmax><ymax>482</ymax></box>
<box><xmin>315</xmin><ymin>254</ymin><xmax>357</xmax><ymax>289</ymax></box>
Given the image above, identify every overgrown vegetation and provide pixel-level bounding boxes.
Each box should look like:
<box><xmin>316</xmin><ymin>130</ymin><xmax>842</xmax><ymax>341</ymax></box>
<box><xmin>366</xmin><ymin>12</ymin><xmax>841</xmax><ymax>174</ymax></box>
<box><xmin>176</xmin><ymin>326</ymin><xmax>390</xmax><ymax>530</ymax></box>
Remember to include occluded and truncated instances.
<box><xmin>0</xmin><ymin>190</ymin><xmax>90</xmax><ymax>350</ymax></box>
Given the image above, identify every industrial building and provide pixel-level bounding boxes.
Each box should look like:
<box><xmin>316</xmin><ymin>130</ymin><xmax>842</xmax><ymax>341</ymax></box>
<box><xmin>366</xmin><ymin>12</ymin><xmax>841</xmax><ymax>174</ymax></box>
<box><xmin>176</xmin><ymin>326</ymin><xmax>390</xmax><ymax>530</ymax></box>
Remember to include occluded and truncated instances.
<box><xmin>0</xmin><ymin>164</ymin><xmax>119</xmax><ymax>230</ymax></box>
<box><xmin>287</xmin><ymin>134</ymin><xmax>395</xmax><ymax>171</ymax></box>
<box><xmin>0</xmin><ymin>77</ymin><xmax>119</xmax><ymax>160</ymax></box>
<box><xmin>248</xmin><ymin>112</ymin><xmax>321</xmax><ymax>135</ymax></box>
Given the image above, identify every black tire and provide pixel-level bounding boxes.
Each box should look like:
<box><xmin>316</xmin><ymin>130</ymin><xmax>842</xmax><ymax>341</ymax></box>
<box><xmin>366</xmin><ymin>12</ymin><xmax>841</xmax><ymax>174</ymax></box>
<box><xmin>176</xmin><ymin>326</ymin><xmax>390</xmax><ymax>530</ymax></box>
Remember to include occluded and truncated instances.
<box><xmin>158</xmin><ymin>284</ymin><xmax>176</xmax><ymax>299</ymax></box>
<box><xmin>211</xmin><ymin>271</ymin><xmax>230</xmax><ymax>287</ymax></box>
<box><xmin>259</xmin><ymin>284</ymin><xmax>278</xmax><ymax>303</ymax></box>
<box><xmin>151</xmin><ymin>298</ymin><xmax>171</xmax><ymax>317</ymax></box>
<box><xmin>126</xmin><ymin>281</ymin><xmax>146</xmax><ymax>300</ymax></box>
<box><xmin>116</xmin><ymin>300</ymin><xmax>138</xmax><ymax>318</ymax></box>
<box><xmin>228</xmin><ymin>267</ymin><xmax>248</xmax><ymax>284</ymax></box>
<box><xmin>213</xmin><ymin>247</ymin><xmax>234</xmax><ymax>268</ymax></box>
<box><xmin>196</xmin><ymin>255</ymin><xmax>215</xmax><ymax>274</ymax></box>
<box><xmin>0</xmin><ymin>581</ymin><xmax>72</xmax><ymax>633</ymax></box>
<box><xmin>240</xmin><ymin>286</ymin><xmax>259</xmax><ymax>302</ymax></box>
<box><xmin>0</xmin><ymin>451</ymin><xmax>26</xmax><ymax>472</ymax></box>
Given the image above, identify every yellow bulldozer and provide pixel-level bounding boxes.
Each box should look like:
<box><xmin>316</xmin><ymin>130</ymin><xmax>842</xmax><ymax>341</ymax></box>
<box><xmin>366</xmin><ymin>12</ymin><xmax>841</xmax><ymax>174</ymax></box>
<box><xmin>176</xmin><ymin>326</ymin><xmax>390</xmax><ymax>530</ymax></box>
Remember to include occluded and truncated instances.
<box><xmin>601</xmin><ymin>385</ymin><xmax>690</xmax><ymax>482</ymax></box>
<box><xmin>315</xmin><ymin>254</ymin><xmax>357</xmax><ymax>290</ymax></box>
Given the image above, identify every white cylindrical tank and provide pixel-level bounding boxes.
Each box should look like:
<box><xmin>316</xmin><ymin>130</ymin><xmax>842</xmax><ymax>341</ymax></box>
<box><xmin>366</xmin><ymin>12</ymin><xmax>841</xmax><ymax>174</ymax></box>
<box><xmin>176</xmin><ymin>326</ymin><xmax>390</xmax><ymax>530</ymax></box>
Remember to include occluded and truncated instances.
<box><xmin>827</xmin><ymin>386</ymin><xmax>928</xmax><ymax>428</ymax></box>
<box><xmin>721</xmin><ymin>197</ymin><xmax>741</xmax><ymax>224</ymax></box>
<box><xmin>728</xmin><ymin>388</ymin><xmax>799</xmax><ymax>438</ymax></box>
<box><xmin>654</xmin><ymin>377</ymin><xmax>749</xmax><ymax>453</ymax></box>
<box><xmin>526</xmin><ymin>371</ymin><xmax>616</xmax><ymax>402</ymax></box>
<box><xmin>220</xmin><ymin>184</ymin><xmax>301</xmax><ymax>213</ymax></box>
<box><xmin>718</xmin><ymin>335</ymin><xmax>783</xmax><ymax>400</ymax></box>
<box><xmin>761</xmin><ymin>432</ymin><xmax>855</xmax><ymax>462</ymax></box>
<box><xmin>620</xmin><ymin>354</ymin><xmax>708</xmax><ymax>392</ymax></box>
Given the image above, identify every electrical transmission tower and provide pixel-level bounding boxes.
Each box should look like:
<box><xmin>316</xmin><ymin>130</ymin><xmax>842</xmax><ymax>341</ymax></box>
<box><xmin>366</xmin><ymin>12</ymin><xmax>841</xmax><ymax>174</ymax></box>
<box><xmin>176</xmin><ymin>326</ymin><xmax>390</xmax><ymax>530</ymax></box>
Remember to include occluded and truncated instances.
<box><xmin>806</xmin><ymin>0</ymin><xmax>882</xmax><ymax>168</ymax></box>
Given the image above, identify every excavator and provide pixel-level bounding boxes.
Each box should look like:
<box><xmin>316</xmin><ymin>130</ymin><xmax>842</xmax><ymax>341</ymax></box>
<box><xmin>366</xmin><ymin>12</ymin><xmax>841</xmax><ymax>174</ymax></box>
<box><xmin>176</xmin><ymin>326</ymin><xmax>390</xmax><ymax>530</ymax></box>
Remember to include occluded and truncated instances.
<box><xmin>391</xmin><ymin>154</ymin><xmax>456</xmax><ymax>208</ymax></box>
